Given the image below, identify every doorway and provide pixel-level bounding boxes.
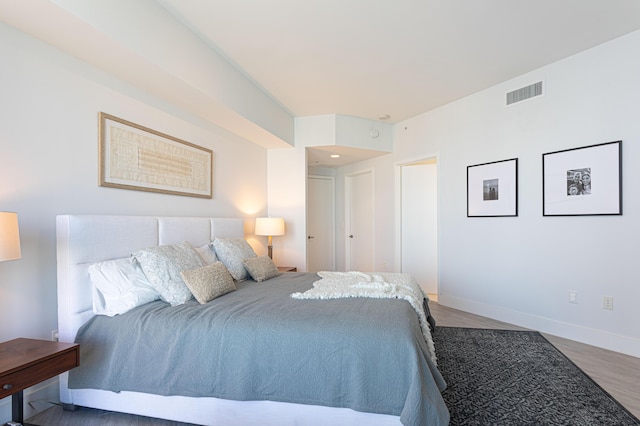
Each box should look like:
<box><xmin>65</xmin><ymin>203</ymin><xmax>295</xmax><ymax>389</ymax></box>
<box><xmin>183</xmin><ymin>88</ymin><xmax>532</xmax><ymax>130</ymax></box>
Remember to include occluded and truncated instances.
<box><xmin>399</xmin><ymin>159</ymin><xmax>438</xmax><ymax>300</ymax></box>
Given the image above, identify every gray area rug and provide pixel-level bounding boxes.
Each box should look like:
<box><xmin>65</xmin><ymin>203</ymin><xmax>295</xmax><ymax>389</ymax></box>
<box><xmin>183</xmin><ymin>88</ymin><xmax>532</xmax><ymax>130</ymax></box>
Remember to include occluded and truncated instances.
<box><xmin>432</xmin><ymin>327</ymin><xmax>640</xmax><ymax>425</ymax></box>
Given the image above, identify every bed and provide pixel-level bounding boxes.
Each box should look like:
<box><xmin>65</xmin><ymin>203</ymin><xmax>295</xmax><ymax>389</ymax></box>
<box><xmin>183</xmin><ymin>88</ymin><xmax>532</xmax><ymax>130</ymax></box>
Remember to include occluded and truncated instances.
<box><xmin>56</xmin><ymin>214</ymin><xmax>449</xmax><ymax>426</ymax></box>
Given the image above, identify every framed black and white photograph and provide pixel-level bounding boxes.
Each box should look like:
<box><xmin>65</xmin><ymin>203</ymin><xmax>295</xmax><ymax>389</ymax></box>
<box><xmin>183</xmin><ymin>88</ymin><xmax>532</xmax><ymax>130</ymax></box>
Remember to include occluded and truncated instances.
<box><xmin>542</xmin><ymin>140</ymin><xmax>621</xmax><ymax>216</ymax></box>
<box><xmin>467</xmin><ymin>158</ymin><xmax>518</xmax><ymax>217</ymax></box>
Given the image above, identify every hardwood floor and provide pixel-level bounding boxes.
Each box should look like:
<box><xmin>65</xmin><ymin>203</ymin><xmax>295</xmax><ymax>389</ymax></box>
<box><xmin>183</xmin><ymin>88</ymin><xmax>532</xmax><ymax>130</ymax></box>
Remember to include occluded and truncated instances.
<box><xmin>27</xmin><ymin>303</ymin><xmax>640</xmax><ymax>424</ymax></box>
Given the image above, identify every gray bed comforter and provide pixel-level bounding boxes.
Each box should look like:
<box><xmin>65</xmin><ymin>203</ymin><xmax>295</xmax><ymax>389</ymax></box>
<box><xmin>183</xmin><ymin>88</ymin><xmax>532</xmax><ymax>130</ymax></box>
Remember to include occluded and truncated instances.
<box><xmin>70</xmin><ymin>272</ymin><xmax>449</xmax><ymax>425</ymax></box>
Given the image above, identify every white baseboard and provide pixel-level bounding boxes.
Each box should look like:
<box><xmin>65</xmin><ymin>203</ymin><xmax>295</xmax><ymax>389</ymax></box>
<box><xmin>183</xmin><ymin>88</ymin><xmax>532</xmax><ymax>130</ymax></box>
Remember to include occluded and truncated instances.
<box><xmin>0</xmin><ymin>378</ymin><xmax>60</xmax><ymax>423</ymax></box>
<box><xmin>438</xmin><ymin>294</ymin><xmax>640</xmax><ymax>359</ymax></box>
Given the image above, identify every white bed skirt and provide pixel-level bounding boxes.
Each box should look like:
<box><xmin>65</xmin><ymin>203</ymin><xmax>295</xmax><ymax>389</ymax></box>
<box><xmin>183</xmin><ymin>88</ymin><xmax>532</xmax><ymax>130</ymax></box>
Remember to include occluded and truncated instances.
<box><xmin>62</xmin><ymin>387</ymin><xmax>401</xmax><ymax>426</ymax></box>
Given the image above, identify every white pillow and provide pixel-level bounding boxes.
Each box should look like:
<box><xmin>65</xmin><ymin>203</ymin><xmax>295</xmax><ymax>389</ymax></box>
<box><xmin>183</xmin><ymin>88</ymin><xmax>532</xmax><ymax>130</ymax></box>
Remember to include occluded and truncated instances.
<box><xmin>212</xmin><ymin>238</ymin><xmax>257</xmax><ymax>281</ymax></box>
<box><xmin>195</xmin><ymin>242</ymin><xmax>218</xmax><ymax>264</ymax></box>
<box><xmin>88</xmin><ymin>257</ymin><xmax>160</xmax><ymax>317</ymax></box>
<box><xmin>132</xmin><ymin>241</ymin><xmax>207</xmax><ymax>306</ymax></box>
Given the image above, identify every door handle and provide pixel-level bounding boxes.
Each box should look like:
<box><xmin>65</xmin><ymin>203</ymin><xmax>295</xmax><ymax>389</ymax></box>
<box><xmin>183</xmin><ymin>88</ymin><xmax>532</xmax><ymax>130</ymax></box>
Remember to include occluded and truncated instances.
<box><xmin>349</xmin><ymin>235</ymin><xmax>354</xmax><ymax>238</ymax></box>
<box><xmin>308</xmin><ymin>235</ymin><xmax>315</xmax><ymax>239</ymax></box>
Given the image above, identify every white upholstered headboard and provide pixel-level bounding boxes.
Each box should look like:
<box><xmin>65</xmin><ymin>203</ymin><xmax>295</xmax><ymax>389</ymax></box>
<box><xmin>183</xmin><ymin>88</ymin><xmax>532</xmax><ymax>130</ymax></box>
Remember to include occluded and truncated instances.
<box><xmin>56</xmin><ymin>215</ymin><xmax>245</xmax><ymax>344</ymax></box>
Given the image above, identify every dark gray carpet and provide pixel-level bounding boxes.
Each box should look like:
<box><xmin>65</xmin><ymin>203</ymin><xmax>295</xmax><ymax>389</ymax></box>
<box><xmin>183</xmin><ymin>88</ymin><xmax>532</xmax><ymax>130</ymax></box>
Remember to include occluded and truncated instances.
<box><xmin>432</xmin><ymin>327</ymin><xmax>640</xmax><ymax>426</ymax></box>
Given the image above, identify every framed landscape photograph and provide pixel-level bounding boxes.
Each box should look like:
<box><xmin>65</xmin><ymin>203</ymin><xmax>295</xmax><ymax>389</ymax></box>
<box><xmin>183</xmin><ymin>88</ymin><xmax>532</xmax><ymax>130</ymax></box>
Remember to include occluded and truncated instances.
<box><xmin>99</xmin><ymin>112</ymin><xmax>213</xmax><ymax>198</ymax></box>
<box><xmin>542</xmin><ymin>141</ymin><xmax>621</xmax><ymax>216</ymax></box>
<box><xmin>467</xmin><ymin>158</ymin><xmax>518</xmax><ymax>217</ymax></box>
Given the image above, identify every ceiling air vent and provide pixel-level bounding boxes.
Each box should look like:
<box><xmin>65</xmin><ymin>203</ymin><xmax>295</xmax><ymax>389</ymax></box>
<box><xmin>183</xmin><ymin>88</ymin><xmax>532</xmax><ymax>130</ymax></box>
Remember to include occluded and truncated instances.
<box><xmin>506</xmin><ymin>81</ymin><xmax>543</xmax><ymax>105</ymax></box>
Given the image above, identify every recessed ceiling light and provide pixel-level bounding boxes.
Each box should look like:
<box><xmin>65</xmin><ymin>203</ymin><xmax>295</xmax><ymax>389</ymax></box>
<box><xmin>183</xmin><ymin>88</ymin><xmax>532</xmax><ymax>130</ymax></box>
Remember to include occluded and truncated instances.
<box><xmin>330</xmin><ymin>154</ymin><xmax>340</xmax><ymax>158</ymax></box>
<box><xmin>377</xmin><ymin>114</ymin><xmax>391</xmax><ymax>120</ymax></box>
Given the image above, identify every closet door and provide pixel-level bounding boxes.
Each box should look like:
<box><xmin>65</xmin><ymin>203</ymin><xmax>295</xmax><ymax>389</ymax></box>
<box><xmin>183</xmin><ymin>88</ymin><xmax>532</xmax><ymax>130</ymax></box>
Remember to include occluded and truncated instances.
<box><xmin>307</xmin><ymin>176</ymin><xmax>335</xmax><ymax>272</ymax></box>
<box><xmin>346</xmin><ymin>170</ymin><xmax>374</xmax><ymax>272</ymax></box>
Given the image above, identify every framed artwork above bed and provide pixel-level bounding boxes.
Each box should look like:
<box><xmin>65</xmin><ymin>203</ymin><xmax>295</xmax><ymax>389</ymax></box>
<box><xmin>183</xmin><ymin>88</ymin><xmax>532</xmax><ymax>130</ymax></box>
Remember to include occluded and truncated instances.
<box><xmin>467</xmin><ymin>158</ymin><xmax>518</xmax><ymax>217</ymax></box>
<box><xmin>98</xmin><ymin>112</ymin><xmax>213</xmax><ymax>198</ymax></box>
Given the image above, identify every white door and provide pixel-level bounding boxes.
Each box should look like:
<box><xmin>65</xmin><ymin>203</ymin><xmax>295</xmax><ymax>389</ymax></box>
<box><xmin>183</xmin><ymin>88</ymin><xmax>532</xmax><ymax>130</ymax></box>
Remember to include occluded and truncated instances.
<box><xmin>401</xmin><ymin>161</ymin><xmax>438</xmax><ymax>298</ymax></box>
<box><xmin>307</xmin><ymin>176</ymin><xmax>335</xmax><ymax>272</ymax></box>
<box><xmin>346</xmin><ymin>170</ymin><xmax>374</xmax><ymax>271</ymax></box>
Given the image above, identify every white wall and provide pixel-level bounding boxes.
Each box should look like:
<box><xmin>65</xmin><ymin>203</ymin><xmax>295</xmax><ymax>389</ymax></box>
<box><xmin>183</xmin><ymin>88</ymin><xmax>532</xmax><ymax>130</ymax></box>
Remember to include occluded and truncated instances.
<box><xmin>0</xmin><ymin>22</ymin><xmax>268</xmax><ymax>421</ymax></box>
<box><xmin>266</xmin><ymin>146</ymin><xmax>307</xmax><ymax>270</ymax></box>
<box><xmin>336</xmin><ymin>30</ymin><xmax>640</xmax><ymax>358</ymax></box>
<box><xmin>0</xmin><ymin>0</ymin><xmax>294</xmax><ymax>149</ymax></box>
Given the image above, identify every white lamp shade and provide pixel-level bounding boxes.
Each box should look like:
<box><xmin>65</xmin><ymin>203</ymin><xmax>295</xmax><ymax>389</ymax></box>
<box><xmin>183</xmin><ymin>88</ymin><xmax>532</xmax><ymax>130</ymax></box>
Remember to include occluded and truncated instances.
<box><xmin>0</xmin><ymin>212</ymin><xmax>21</xmax><ymax>261</ymax></box>
<box><xmin>255</xmin><ymin>217</ymin><xmax>285</xmax><ymax>236</ymax></box>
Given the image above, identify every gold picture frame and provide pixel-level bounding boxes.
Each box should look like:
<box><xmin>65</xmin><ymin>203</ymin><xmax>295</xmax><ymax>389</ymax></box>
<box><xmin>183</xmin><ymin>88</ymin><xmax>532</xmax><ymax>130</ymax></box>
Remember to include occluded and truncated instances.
<box><xmin>99</xmin><ymin>112</ymin><xmax>213</xmax><ymax>199</ymax></box>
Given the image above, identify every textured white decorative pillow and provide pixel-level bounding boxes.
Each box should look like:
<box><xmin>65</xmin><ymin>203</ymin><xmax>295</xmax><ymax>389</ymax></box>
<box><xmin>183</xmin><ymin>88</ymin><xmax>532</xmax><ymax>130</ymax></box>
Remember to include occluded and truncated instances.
<box><xmin>181</xmin><ymin>262</ymin><xmax>236</xmax><ymax>304</ymax></box>
<box><xmin>132</xmin><ymin>241</ymin><xmax>206</xmax><ymax>306</ymax></box>
<box><xmin>195</xmin><ymin>242</ymin><xmax>218</xmax><ymax>264</ymax></box>
<box><xmin>88</xmin><ymin>257</ymin><xmax>160</xmax><ymax>316</ymax></box>
<box><xmin>212</xmin><ymin>238</ymin><xmax>257</xmax><ymax>281</ymax></box>
<box><xmin>243</xmin><ymin>255</ymin><xmax>281</xmax><ymax>282</ymax></box>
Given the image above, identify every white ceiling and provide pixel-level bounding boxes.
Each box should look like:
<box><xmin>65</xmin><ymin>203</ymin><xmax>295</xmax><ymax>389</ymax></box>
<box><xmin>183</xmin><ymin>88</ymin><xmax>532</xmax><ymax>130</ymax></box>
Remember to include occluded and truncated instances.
<box><xmin>2</xmin><ymin>1</ymin><xmax>640</xmax><ymax>167</ymax></box>
<box><xmin>159</xmin><ymin>0</ymin><xmax>640</xmax><ymax>123</ymax></box>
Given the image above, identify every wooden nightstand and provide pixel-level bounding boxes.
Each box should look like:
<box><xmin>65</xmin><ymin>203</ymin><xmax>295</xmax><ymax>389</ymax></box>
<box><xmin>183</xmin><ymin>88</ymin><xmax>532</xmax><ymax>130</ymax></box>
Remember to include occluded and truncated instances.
<box><xmin>277</xmin><ymin>266</ymin><xmax>297</xmax><ymax>272</ymax></box>
<box><xmin>0</xmin><ymin>338</ymin><xmax>79</xmax><ymax>426</ymax></box>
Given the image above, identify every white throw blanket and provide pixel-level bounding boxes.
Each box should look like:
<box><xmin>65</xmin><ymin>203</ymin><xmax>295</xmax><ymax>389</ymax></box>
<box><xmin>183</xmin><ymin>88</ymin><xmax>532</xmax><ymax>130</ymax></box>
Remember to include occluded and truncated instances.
<box><xmin>291</xmin><ymin>271</ymin><xmax>437</xmax><ymax>364</ymax></box>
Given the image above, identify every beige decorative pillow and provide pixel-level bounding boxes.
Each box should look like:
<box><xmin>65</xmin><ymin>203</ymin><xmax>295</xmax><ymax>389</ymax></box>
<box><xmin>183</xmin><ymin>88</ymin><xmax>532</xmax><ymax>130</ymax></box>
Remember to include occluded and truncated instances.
<box><xmin>243</xmin><ymin>255</ymin><xmax>281</xmax><ymax>282</ymax></box>
<box><xmin>181</xmin><ymin>262</ymin><xmax>236</xmax><ymax>304</ymax></box>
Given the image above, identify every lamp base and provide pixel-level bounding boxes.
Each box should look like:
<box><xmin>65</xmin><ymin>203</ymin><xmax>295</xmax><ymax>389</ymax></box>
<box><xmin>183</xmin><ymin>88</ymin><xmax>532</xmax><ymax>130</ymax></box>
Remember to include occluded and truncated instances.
<box><xmin>267</xmin><ymin>245</ymin><xmax>273</xmax><ymax>259</ymax></box>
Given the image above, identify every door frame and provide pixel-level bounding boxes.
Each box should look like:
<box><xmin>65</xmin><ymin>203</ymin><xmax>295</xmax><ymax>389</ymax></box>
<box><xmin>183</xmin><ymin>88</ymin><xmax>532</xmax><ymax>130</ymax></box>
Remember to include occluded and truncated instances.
<box><xmin>345</xmin><ymin>168</ymin><xmax>375</xmax><ymax>271</ymax></box>
<box><xmin>307</xmin><ymin>174</ymin><xmax>336</xmax><ymax>271</ymax></box>
<box><xmin>395</xmin><ymin>155</ymin><xmax>440</xmax><ymax>297</ymax></box>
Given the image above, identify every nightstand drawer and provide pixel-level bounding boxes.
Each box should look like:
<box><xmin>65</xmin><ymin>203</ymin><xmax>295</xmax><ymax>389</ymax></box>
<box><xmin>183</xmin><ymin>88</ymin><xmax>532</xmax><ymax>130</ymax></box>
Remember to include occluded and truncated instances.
<box><xmin>0</xmin><ymin>348</ymin><xmax>78</xmax><ymax>398</ymax></box>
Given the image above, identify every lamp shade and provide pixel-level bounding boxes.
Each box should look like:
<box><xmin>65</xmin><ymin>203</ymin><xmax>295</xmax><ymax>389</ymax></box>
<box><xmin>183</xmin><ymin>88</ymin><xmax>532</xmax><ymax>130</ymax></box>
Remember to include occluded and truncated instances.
<box><xmin>255</xmin><ymin>217</ymin><xmax>285</xmax><ymax>236</ymax></box>
<box><xmin>0</xmin><ymin>212</ymin><xmax>21</xmax><ymax>261</ymax></box>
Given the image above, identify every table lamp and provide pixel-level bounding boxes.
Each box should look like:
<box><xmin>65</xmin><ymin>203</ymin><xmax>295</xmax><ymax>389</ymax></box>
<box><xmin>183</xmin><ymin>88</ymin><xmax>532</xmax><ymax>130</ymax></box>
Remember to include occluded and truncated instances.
<box><xmin>255</xmin><ymin>217</ymin><xmax>285</xmax><ymax>259</ymax></box>
<box><xmin>0</xmin><ymin>212</ymin><xmax>21</xmax><ymax>262</ymax></box>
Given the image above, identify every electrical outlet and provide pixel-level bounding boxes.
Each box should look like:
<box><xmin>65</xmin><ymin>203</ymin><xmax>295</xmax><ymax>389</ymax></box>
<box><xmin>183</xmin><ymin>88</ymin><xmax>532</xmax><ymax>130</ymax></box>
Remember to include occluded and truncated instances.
<box><xmin>568</xmin><ymin>290</ymin><xmax>578</xmax><ymax>304</ymax></box>
<box><xmin>603</xmin><ymin>296</ymin><xmax>614</xmax><ymax>310</ymax></box>
<box><xmin>51</xmin><ymin>329</ymin><xmax>59</xmax><ymax>341</ymax></box>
